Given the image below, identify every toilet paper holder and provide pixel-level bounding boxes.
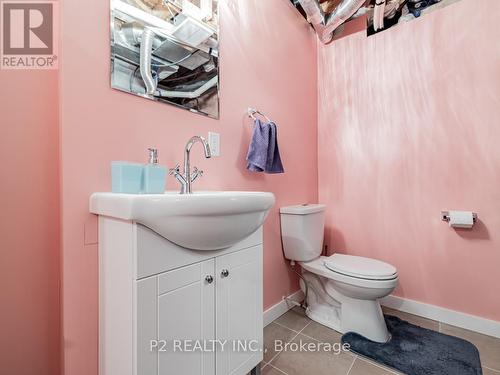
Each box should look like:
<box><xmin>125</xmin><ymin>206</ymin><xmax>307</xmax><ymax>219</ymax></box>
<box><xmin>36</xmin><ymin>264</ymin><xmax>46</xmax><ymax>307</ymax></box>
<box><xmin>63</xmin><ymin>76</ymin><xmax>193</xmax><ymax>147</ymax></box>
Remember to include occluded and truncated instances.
<box><xmin>441</xmin><ymin>211</ymin><xmax>478</xmax><ymax>223</ymax></box>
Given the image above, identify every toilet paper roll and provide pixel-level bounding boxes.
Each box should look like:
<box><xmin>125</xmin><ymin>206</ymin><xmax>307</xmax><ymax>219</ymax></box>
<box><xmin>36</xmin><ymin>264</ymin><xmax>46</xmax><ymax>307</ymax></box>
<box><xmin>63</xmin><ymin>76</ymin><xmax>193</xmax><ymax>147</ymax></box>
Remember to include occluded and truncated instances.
<box><xmin>448</xmin><ymin>211</ymin><xmax>474</xmax><ymax>229</ymax></box>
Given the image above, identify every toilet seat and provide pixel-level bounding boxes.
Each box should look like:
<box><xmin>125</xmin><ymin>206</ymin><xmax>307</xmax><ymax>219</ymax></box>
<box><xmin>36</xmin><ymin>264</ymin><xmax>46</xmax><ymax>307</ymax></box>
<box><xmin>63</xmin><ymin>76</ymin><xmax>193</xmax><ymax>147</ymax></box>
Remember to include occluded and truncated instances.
<box><xmin>325</xmin><ymin>254</ymin><xmax>397</xmax><ymax>281</ymax></box>
<box><xmin>300</xmin><ymin>255</ymin><xmax>398</xmax><ymax>289</ymax></box>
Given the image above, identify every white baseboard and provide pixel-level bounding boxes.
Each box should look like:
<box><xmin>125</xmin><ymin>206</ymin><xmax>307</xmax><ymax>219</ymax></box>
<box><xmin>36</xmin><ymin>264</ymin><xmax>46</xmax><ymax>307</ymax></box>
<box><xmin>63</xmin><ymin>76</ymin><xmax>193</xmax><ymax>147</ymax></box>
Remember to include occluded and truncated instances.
<box><xmin>264</xmin><ymin>290</ymin><xmax>305</xmax><ymax>327</ymax></box>
<box><xmin>381</xmin><ymin>295</ymin><xmax>500</xmax><ymax>339</ymax></box>
<box><xmin>263</xmin><ymin>292</ymin><xmax>500</xmax><ymax>339</ymax></box>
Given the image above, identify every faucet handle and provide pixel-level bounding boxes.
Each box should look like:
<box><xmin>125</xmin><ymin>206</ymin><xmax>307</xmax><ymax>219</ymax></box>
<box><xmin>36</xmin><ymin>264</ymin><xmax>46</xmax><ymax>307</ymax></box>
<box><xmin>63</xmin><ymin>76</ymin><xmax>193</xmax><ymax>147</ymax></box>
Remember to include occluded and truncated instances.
<box><xmin>169</xmin><ymin>164</ymin><xmax>181</xmax><ymax>176</ymax></box>
<box><xmin>169</xmin><ymin>164</ymin><xmax>188</xmax><ymax>194</ymax></box>
<box><xmin>190</xmin><ymin>167</ymin><xmax>204</xmax><ymax>182</ymax></box>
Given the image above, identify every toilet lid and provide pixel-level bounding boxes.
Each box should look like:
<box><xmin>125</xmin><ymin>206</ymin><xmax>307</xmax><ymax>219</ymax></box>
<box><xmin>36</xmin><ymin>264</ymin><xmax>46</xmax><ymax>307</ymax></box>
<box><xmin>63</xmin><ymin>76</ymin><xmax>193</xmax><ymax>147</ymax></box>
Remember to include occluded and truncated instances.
<box><xmin>324</xmin><ymin>254</ymin><xmax>397</xmax><ymax>280</ymax></box>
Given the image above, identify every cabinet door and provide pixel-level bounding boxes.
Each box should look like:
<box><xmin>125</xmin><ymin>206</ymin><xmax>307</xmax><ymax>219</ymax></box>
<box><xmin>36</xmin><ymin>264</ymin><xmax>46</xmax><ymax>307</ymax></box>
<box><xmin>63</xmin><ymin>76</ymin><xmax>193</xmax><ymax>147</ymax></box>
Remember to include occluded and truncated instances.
<box><xmin>216</xmin><ymin>246</ymin><xmax>263</xmax><ymax>375</ymax></box>
<box><xmin>136</xmin><ymin>259</ymin><xmax>215</xmax><ymax>375</ymax></box>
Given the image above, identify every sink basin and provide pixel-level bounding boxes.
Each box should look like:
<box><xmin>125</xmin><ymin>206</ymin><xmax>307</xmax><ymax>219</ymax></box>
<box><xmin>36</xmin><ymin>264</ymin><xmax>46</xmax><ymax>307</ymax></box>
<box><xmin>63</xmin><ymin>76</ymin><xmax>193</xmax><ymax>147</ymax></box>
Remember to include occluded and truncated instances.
<box><xmin>90</xmin><ymin>191</ymin><xmax>275</xmax><ymax>250</ymax></box>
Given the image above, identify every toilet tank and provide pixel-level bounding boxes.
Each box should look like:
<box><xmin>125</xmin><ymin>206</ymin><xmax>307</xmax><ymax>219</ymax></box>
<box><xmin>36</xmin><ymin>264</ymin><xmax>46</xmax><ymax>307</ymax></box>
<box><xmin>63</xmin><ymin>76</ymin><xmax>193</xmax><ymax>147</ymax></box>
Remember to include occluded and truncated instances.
<box><xmin>280</xmin><ymin>204</ymin><xmax>326</xmax><ymax>262</ymax></box>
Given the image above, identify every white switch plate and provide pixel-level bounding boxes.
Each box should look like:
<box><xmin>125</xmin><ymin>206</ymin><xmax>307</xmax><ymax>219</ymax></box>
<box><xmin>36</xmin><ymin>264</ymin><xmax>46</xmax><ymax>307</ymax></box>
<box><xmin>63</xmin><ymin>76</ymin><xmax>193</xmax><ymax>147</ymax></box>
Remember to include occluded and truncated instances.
<box><xmin>208</xmin><ymin>132</ymin><xmax>220</xmax><ymax>157</ymax></box>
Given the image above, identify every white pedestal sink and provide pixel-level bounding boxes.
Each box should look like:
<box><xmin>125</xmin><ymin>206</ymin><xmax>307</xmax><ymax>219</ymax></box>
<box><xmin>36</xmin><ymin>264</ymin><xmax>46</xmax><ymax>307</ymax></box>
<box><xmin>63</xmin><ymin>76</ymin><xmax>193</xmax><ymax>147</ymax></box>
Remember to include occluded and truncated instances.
<box><xmin>90</xmin><ymin>191</ymin><xmax>275</xmax><ymax>250</ymax></box>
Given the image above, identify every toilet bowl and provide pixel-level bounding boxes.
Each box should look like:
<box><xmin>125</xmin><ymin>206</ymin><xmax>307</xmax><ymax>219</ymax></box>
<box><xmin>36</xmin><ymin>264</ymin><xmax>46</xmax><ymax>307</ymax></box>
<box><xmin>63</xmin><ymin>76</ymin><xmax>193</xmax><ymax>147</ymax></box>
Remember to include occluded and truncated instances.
<box><xmin>280</xmin><ymin>204</ymin><xmax>398</xmax><ymax>343</ymax></box>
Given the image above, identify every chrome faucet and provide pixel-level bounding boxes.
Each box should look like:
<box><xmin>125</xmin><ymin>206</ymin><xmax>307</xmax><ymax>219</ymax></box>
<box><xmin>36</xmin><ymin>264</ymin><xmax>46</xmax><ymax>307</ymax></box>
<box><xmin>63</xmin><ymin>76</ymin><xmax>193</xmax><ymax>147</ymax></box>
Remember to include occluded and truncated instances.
<box><xmin>169</xmin><ymin>136</ymin><xmax>212</xmax><ymax>194</ymax></box>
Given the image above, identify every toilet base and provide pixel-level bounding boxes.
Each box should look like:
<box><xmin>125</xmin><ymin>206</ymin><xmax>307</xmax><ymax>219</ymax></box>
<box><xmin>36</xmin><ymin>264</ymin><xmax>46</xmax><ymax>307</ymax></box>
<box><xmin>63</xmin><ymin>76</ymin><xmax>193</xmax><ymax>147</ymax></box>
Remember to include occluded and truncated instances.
<box><xmin>305</xmin><ymin>298</ymin><xmax>390</xmax><ymax>343</ymax></box>
<box><xmin>301</xmin><ymin>271</ymin><xmax>392</xmax><ymax>343</ymax></box>
<box><xmin>339</xmin><ymin>298</ymin><xmax>390</xmax><ymax>343</ymax></box>
<box><xmin>305</xmin><ymin>304</ymin><xmax>342</xmax><ymax>332</ymax></box>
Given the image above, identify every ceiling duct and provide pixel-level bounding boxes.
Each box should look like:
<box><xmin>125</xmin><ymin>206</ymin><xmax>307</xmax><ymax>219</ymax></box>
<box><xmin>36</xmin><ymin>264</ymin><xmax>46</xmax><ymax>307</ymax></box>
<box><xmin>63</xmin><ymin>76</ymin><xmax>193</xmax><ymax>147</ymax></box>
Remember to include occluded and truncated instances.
<box><xmin>297</xmin><ymin>0</ymin><xmax>366</xmax><ymax>43</ymax></box>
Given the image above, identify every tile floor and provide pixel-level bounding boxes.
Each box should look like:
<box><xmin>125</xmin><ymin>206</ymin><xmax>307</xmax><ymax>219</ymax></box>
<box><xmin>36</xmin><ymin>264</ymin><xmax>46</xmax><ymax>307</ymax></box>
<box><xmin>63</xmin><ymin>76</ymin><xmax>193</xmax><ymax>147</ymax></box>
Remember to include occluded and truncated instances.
<box><xmin>257</xmin><ymin>306</ymin><xmax>500</xmax><ymax>375</ymax></box>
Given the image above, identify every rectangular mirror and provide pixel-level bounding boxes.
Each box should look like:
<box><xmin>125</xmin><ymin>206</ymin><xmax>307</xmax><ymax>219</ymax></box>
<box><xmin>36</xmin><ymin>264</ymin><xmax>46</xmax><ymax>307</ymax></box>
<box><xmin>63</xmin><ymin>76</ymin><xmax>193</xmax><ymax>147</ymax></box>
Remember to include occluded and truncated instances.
<box><xmin>111</xmin><ymin>0</ymin><xmax>219</xmax><ymax>118</ymax></box>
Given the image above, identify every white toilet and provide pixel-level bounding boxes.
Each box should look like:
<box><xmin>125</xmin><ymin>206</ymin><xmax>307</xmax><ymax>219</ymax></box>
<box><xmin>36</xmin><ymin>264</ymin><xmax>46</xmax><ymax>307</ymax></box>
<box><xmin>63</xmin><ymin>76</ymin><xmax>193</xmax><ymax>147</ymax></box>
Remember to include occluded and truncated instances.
<box><xmin>280</xmin><ymin>204</ymin><xmax>398</xmax><ymax>343</ymax></box>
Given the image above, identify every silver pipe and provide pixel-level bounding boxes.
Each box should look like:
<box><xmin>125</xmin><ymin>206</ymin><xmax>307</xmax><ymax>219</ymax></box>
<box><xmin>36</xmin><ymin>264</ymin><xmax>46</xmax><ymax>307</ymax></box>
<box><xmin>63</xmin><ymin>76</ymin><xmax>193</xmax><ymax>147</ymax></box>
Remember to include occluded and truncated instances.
<box><xmin>139</xmin><ymin>27</ymin><xmax>157</xmax><ymax>95</ymax></box>
<box><xmin>322</xmin><ymin>0</ymin><xmax>366</xmax><ymax>41</ymax></box>
<box><xmin>291</xmin><ymin>263</ymin><xmax>309</xmax><ymax>309</ymax></box>
<box><xmin>299</xmin><ymin>0</ymin><xmax>325</xmax><ymax>25</ymax></box>
<box><xmin>298</xmin><ymin>0</ymin><xmax>366</xmax><ymax>43</ymax></box>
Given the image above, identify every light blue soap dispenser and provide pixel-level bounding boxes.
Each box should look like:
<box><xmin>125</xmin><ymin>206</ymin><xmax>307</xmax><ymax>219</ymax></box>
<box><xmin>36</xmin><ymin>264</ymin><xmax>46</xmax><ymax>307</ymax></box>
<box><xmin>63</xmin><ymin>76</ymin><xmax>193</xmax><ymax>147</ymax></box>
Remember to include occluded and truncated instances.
<box><xmin>142</xmin><ymin>148</ymin><xmax>167</xmax><ymax>194</ymax></box>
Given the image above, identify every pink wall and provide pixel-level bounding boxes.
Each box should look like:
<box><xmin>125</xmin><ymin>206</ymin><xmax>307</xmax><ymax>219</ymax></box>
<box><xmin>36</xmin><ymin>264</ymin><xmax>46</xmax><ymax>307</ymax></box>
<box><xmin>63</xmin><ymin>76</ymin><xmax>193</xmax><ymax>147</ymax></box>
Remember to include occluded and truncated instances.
<box><xmin>0</xmin><ymin>70</ymin><xmax>60</xmax><ymax>374</ymax></box>
<box><xmin>318</xmin><ymin>0</ymin><xmax>500</xmax><ymax>321</ymax></box>
<box><xmin>60</xmin><ymin>0</ymin><xmax>317</xmax><ymax>374</ymax></box>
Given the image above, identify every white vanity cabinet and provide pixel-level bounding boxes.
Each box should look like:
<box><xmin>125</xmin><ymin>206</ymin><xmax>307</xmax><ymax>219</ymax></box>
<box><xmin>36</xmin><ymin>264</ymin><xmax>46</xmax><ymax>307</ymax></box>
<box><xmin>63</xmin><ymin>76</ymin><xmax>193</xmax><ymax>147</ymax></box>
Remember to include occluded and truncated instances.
<box><xmin>215</xmin><ymin>247</ymin><xmax>263</xmax><ymax>375</ymax></box>
<box><xmin>99</xmin><ymin>217</ymin><xmax>264</xmax><ymax>375</ymax></box>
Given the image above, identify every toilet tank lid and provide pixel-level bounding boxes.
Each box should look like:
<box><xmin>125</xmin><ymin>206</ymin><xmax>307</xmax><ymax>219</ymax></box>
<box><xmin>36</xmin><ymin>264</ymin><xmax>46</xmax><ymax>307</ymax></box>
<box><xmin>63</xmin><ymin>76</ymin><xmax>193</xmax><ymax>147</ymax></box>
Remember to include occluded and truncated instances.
<box><xmin>280</xmin><ymin>204</ymin><xmax>326</xmax><ymax>215</ymax></box>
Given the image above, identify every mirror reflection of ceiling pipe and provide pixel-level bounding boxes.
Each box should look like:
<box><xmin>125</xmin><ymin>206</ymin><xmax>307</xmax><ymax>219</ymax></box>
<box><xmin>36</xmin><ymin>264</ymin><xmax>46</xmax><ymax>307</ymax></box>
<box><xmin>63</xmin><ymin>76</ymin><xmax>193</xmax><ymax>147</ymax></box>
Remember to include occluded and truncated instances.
<box><xmin>139</xmin><ymin>26</ymin><xmax>217</xmax><ymax>99</ymax></box>
<box><xmin>298</xmin><ymin>0</ymin><xmax>366</xmax><ymax>43</ymax></box>
<box><xmin>140</xmin><ymin>27</ymin><xmax>157</xmax><ymax>95</ymax></box>
<box><xmin>156</xmin><ymin>75</ymin><xmax>218</xmax><ymax>99</ymax></box>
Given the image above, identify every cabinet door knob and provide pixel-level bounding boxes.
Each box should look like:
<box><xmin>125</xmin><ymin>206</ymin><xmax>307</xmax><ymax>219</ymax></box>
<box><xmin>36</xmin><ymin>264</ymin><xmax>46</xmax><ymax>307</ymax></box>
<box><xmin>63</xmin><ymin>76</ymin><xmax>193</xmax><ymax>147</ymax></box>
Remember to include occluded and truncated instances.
<box><xmin>205</xmin><ymin>275</ymin><xmax>214</xmax><ymax>284</ymax></box>
<box><xmin>221</xmin><ymin>269</ymin><xmax>230</xmax><ymax>278</ymax></box>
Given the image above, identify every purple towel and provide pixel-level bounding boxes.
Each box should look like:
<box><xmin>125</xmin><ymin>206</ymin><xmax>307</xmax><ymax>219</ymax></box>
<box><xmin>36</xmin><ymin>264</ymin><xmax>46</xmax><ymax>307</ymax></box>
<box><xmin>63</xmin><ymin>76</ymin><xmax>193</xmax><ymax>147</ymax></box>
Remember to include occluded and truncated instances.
<box><xmin>246</xmin><ymin>119</ymin><xmax>284</xmax><ymax>174</ymax></box>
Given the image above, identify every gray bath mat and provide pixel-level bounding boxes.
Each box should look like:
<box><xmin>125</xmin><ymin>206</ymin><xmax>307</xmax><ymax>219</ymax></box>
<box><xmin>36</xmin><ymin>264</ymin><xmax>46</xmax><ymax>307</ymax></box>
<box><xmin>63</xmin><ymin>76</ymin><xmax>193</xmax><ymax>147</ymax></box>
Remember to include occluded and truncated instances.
<box><xmin>341</xmin><ymin>315</ymin><xmax>482</xmax><ymax>375</ymax></box>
